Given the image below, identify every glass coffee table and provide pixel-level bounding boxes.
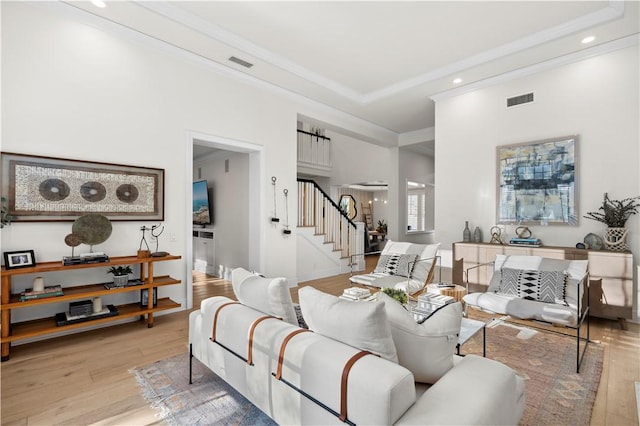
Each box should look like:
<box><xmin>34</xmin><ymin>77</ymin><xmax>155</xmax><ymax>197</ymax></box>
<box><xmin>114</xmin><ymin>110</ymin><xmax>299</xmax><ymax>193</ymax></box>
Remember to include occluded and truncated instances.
<box><xmin>457</xmin><ymin>318</ymin><xmax>486</xmax><ymax>357</ymax></box>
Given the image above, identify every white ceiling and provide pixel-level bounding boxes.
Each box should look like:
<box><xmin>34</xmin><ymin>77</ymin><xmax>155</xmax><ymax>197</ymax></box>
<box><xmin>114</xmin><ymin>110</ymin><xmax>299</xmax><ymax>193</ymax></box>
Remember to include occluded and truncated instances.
<box><xmin>66</xmin><ymin>1</ymin><xmax>638</xmax><ymax>135</ymax></box>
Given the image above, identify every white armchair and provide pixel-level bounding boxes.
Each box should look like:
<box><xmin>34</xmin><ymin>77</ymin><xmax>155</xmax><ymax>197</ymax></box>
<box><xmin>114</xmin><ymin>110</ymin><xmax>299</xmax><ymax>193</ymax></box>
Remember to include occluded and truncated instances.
<box><xmin>462</xmin><ymin>255</ymin><xmax>591</xmax><ymax>373</ymax></box>
<box><xmin>350</xmin><ymin>241</ymin><xmax>440</xmax><ymax>297</ymax></box>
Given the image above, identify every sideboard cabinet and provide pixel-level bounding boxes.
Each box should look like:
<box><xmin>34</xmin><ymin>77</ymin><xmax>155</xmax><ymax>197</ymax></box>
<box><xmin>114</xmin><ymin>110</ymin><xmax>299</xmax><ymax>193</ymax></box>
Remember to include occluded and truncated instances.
<box><xmin>452</xmin><ymin>242</ymin><xmax>633</xmax><ymax>321</ymax></box>
<box><xmin>0</xmin><ymin>254</ymin><xmax>182</xmax><ymax>361</ymax></box>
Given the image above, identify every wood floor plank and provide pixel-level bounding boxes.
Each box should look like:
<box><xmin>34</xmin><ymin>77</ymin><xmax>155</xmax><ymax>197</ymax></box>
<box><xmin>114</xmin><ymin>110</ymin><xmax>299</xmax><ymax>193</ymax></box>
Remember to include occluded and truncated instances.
<box><xmin>1</xmin><ymin>261</ymin><xmax>638</xmax><ymax>426</ymax></box>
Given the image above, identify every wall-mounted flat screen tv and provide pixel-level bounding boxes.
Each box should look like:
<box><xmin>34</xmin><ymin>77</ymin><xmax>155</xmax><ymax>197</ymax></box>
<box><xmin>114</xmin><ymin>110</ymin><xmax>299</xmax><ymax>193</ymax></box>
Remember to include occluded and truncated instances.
<box><xmin>193</xmin><ymin>180</ymin><xmax>212</xmax><ymax>226</ymax></box>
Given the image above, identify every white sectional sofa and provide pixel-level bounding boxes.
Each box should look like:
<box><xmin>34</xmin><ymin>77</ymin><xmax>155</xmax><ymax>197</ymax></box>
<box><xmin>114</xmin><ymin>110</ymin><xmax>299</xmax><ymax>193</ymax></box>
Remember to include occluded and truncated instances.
<box><xmin>188</xmin><ymin>269</ymin><xmax>525</xmax><ymax>425</ymax></box>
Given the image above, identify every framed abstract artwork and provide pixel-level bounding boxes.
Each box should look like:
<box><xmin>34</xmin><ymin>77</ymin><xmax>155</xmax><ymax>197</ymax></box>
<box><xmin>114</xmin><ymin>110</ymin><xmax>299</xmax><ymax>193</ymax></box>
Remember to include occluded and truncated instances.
<box><xmin>0</xmin><ymin>152</ymin><xmax>164</xmax><ymax>221</ymax></box>
<box><xmin>496</xmin><ymin>136</ymin><xmax>578</xmax><ymax>226</ymax></box>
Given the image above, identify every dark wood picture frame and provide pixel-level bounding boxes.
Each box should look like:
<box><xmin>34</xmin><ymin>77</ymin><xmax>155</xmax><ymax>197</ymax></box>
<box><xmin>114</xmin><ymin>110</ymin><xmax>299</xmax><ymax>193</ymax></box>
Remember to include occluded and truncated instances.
<box><xmin>3</xmin><ymin>250</ymin><xmax>36</xmax><ymax>269</ymax></box>
<box><xmin>0</xmin><ymin>152</ymin><xmax>164</xmax><ymax>222</ymax></box>
<box><xmin>140</xmin><ymin>288</ymin><xmax>158</xmax><ymax>307</ymax></box>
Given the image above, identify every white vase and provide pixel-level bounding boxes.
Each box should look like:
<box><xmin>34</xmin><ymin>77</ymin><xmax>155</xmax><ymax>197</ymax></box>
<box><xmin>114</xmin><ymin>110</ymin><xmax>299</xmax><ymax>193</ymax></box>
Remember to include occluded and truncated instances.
<box><xmin>113</xmin><ymin>275</ymin><xmax>129</xmax><ymax>287</ymax></box>
<box><xmin>604</xmin><ymin>227</ymin><xmax>629</xmax><ymax>251</ymax></box>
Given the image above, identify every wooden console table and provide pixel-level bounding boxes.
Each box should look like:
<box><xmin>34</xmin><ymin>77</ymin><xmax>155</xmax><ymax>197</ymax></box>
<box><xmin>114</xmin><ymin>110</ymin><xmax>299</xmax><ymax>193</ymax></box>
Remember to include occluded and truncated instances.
<box><xmin>1</xmin><ymin>254</ymin><xmax>182</xmax><ymax>361</ymax></box>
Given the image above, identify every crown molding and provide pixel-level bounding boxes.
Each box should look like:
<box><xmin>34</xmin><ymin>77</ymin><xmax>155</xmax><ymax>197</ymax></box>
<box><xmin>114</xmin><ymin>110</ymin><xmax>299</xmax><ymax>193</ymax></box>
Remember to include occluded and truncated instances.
<box><xmin>430</xmin><ymin>33</ymin><xmax>639</xmax><ymax>102</ymax></box>
<box><xmin>135</xmin><ymin>0</ymin><xmax>624</xmax><ymax>105</ymax></box>
<box><xmin>135</xmin><ymin>1</ymin><xmax>365</xmax><ymax>102</ymax></box>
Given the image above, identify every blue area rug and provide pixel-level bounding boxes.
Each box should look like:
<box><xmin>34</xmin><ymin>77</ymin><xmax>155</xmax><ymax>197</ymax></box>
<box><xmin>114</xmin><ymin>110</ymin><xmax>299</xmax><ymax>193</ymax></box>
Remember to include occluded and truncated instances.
<box><xmin>131</xmin><ymin>353</ymin><xmax>276</xmax><ymax>425</ymax></box>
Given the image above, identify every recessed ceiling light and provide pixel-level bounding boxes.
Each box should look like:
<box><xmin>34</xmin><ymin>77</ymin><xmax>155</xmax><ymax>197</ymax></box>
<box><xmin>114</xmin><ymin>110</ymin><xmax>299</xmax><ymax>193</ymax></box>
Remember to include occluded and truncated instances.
<box><xmin>581</xmin><ymin>36</ymin><xmax>595</xmax><ymax>44</ymax></box>
<box><xmin>91</xmin><ymin>0</ymin><xmax>106</xmax><ymax>8</ymax></box>
<box><xmin>453</xmin><ymin>78</ymin><xmax>463</xmax><ymax>84</ymax></box>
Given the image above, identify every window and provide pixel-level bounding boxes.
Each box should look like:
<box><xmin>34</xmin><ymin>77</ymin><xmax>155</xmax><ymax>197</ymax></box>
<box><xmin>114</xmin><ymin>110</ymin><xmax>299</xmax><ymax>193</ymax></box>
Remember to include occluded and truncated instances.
<box><xmin>407</xmin><ymin>180</ymin><xmax>434</xmax><ymax>233</ymax></box>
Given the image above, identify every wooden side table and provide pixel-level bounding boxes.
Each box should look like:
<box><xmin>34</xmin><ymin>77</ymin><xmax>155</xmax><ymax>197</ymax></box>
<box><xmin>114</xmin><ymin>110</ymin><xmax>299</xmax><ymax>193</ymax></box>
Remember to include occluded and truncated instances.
<box><xmin>426</xmin><ymin>284</ymin><xmax>467</xmax><ymax>302</ymax></box>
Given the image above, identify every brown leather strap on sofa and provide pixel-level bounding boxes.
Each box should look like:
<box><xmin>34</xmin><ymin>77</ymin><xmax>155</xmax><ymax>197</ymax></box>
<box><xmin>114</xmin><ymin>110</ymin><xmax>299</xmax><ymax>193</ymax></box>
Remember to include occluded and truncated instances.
<box><xmin>340</xmin><ymin>350</ymin><xmax>371</xmax><ymax>422</ymax></box>
<box><xmin>247</xmin><ymin>315</ymin><xmax>279</xmax><ymax>365</ymax></box>
<box><xmin>210</xmin><ymin>301</ymin><xmax>240</xmax><ymax>342</ymax></box>
<box><xmin>275</xmin><ymin>328</ymin><xmax>311</xmax><ymax>380</ymax></box>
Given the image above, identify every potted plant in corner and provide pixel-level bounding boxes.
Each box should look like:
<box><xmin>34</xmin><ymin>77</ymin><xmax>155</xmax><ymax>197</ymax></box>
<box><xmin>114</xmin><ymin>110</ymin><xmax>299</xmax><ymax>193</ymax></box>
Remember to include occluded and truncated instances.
<box><xmin>1</xmin><ymin>196</ymin><xmax>14</xmax><ymax>229</ymax></box>
<box><xmin>107</xmin><ymin>265</ymin><xmax>133</xmax><ymax>287</ymax></box>
<box><xmin>584</xmin><ymin>193</ymin><xmax>640</xmax><ymax>251</ymax></box>
<box><xmin>377</xmin><ymin>220</ymin><xmax>388</xmax><ymax>234</ymax></box>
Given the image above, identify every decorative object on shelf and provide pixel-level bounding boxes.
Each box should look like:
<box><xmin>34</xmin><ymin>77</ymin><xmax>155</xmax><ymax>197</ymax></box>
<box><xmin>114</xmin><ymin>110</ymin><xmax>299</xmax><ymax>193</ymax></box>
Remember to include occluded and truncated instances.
<box><xmin>583</xmin><ymin>233</ymin><xmax>605</xmax><ymax>250</ymax></box>
<box><xmin>509</xmin><ymin>227</ymin><xmax>541</xmax><ymax>246</ymax></box>
<box><xmin>138</xmin><ymin>225</ymin><xmax>151</xmax><ymax>257</ymax></box>
<box><xmin>107</xmin><ymin>265</ymin><xmax>133</xmax><ymax>287</ymax></box>
<box><xmin>497</xmin><ymin>136</ymin><xmax>578</xmax><ymax>225</ymax></box>
<box><xmin>1</xmin><ymin>196</ymin><xmax>14</xmax><ymax>228</ymax></box>
<box><xmin>575</xmin><ymin>242</ymin><xmax>586</xmax><ymax>249</ymax></box>
<box><xmin>3</xmin><ymin>249</ymin><xmax>36</xmax><ymax>269</ymax></box>
<box><xmin>282</xmin><ymin>189</ymin><xmax>291</xmax><ymax>235</ymax></box>
<box><xmin>92</xmin><ymin>297</ymin><xmax>103</xmax><ymax>314</ymax></box>
<box><xmin>515</xmin><ymin>226</ymin><xmax>532</xmax><ymax>238</ymax></box>
<box><xmin>584</xmin><ymin>193</ymin><xmax>640</xmax><ymax>251</ymax></box>
<box><xmin>72</xmin><ymin>214</ymin><xmax>112</xmax><ymax>252</ymax></box>
<box><xmin>381</xmin><ymin>288</ymin><xmax>407</xmax><ymax>305</ymax></box>
<box><xmin>463</xmin><ymin>221</ymin><xmax>471</xmax><ymax>242</ymax></box>
<box><xmin>489</xmin><ymin>226</ymin><xmax>504</xmax><ymax>244</ymax></box>
<box><xmin>140</xmin><ymin>287</ymin><xmax>158</xmax><ymax>307</ymax></box>
<box><xmin>55</xmin><ymin>305</ymin><xmax>118</xmax><ymax>326</ymax></box>
<box><xmin>19</xmin><ymin>284</ymin><xmax>63</xmax><ymax>301</ymax></box>
<box><xmin>64</xmin><ymin>233</ymin><xmax>83</xmax><ymax>257</ymax></box>
<box><xmin>377</xmin><ymin>219</ymin><xmax>388</xmax><ymax>234</ymax></box>
<box><xmin>149</xmin><ymin>224</ymin><xmax>168</xmax><ymax>257</ymax></box>
<box><xmin>0</xmin><ymin>152</ymin><xmax>164</xmax><ymax>221</ymax></box>
<box><xmin>32</xmin><ymin>277</ymin><xmax>45</xmax><ymax>292</ymax></box>
<box><xmin>473</xmin><ymin>226</ymin><xmax>482</xmax><ymax>243</ymax></box>
<box><xmin>270</xmin><ymin>176</ymin><xmax>279</xmax><ymax>223</ymax></box>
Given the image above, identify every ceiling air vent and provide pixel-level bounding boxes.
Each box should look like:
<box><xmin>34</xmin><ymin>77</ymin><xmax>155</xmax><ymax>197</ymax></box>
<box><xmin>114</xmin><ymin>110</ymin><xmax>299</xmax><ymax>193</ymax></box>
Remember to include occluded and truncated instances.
<box><xmin>507</xmin><ymin>92</ymin><xmax>534</xmax><ymax>107</ymax></box>
<box><xmin>228</xmin><ymin>56</ymin><xmax>254</xmax><ymax>68</ymax></box>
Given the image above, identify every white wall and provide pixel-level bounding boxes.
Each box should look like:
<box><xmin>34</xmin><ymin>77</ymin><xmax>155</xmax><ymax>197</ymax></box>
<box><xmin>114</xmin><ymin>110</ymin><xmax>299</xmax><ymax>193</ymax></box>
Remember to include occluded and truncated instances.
<box><xmin>0</xmin><ymin>3</ymin><xmax>398</xmax><ymax>322</ymax></box>
<box><xmin>194</xmin><ymin>151</ymin><xmax>250</xmax><ymax>272</ymax></box>
<box><xmin>435</xmin><ymin>45</ymin><xmax>639</xmax><ymax>319</ymax></box>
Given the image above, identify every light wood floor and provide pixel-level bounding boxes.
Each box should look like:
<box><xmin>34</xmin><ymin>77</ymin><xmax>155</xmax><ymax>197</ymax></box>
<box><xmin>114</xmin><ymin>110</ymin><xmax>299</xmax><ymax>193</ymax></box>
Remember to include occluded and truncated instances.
<box><xmin>1</xmin><ymin>259</ymin><xmax>639</xmax><ymax>425</ymax></box>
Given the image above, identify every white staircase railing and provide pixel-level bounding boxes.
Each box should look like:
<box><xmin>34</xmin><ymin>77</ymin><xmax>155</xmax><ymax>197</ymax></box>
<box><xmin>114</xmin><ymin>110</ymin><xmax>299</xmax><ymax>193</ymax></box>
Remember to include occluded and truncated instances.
<box><xmin>297</xmin><ymin>179</ymin><xmax>360</xmax><ymax>262</ymax></box>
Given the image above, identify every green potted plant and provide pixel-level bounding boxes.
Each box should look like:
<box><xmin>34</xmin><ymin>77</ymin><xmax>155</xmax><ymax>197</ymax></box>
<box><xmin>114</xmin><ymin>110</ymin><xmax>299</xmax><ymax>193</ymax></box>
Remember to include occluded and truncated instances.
<box><xmin>584</xmin><ymin>193</ymin><xmax>640</xmax><ymax>251</ymax></box>
<box><xmin>377</xmin><ymin>219</ymin><xmax>387</xmax><ymax>234</ymax></box>
<box><xmin>381</xmin><ymin>288</ymin><xmax>407</xmax><ymax>305</ymax></box>
<box><xmin>107</xmin><ymin>265</ymin><xmax>133</xmax><ymax>287</ymax></box>
<box><xmin>1</xmin><ymin>196</ymin><xmax>14</xmax><ymax>229</ymax></box>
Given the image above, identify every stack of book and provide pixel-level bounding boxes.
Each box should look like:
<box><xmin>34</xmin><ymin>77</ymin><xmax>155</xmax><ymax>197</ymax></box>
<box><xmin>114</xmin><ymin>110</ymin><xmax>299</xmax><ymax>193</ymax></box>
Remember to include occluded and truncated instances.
<box><xmin>20</xmin><ymin>285</ymin><xmax>63</xmax><ymax>301</ymax></box>
<box><xmin>412</xmin><ymin>293</ymin><xmax>455</xmax><ymax>322</ymax></box>
<box><xmin>509</xmin><ymin>237</ymin><xmax>541</xmax><ymax>247</ymax></box>
<box><xmin>339</xmin><ymin>287</ymin><xmax>373</xmax><ymax>301</ymax></box>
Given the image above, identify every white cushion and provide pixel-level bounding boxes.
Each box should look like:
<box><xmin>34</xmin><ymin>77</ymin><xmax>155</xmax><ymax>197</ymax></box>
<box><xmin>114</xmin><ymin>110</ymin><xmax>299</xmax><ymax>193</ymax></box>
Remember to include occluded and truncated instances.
<box><xmin>378</xmin><ymin>291</ymin><xmax>462</xmax><ymax>384</ymax></box>
<box><xmin>298</xmin><ymin>286</ymin><xmax>398</xmax><ymax>363</ymax></box>
<box><xmin>382</xmin><ymin>241</ymin><xmax>440</xmax><ymax>284</ymax></box>
<box><xmin>231</xmin><ymin>267</ymin><xmax>298</xmax><ymax>325</ymax></box>
<box><xmin>489</xmin><ymin>255</ymin><xmax>588</xmax><ymax>310</ymax></box>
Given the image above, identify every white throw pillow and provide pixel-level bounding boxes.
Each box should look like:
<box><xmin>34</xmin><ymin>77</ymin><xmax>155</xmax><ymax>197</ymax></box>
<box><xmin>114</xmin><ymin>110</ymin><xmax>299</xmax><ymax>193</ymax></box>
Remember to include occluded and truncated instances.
<box><xmin>298</xmin><ymin>286</ymin><xmax>398</xmax><ymax>363</ymax></box>
<box><xmin>231</xmin><ymin>267</ymin><xmax>298</xmax><ymax>326</ymax></box>
<box><xmin>378</xmin><ymin>291</ymin><xmax>462</xmax><ymax>384</ymax></box>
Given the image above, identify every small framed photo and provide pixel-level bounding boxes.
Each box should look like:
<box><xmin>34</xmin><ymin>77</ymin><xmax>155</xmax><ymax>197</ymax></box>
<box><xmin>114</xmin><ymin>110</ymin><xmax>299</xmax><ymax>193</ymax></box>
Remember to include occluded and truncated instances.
<box><xmin>3</xmin><ymin>250</ymin><xmax>36</xmax><ymax>269</ymax></box>
<box><xmin>140</xmin><ymin>288</ymin><xmax>157</xmax><ymax>307</ymax></box>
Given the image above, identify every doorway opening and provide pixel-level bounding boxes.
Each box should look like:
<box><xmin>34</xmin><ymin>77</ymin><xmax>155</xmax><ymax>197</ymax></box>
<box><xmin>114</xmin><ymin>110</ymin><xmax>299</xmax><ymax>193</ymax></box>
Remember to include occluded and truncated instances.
<box><xmin>185</xmin><ymin>131</ymin><xmax>264</xmax><ymax>309</ymax></box>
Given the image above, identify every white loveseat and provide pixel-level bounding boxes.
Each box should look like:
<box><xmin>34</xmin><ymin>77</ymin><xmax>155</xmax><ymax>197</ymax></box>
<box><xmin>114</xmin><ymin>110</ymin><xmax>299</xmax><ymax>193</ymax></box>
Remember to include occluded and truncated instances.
<box><xmin>188</xmin><ymin>269</ymin><xmax>525</xmax><ymax>425</ymax></box>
